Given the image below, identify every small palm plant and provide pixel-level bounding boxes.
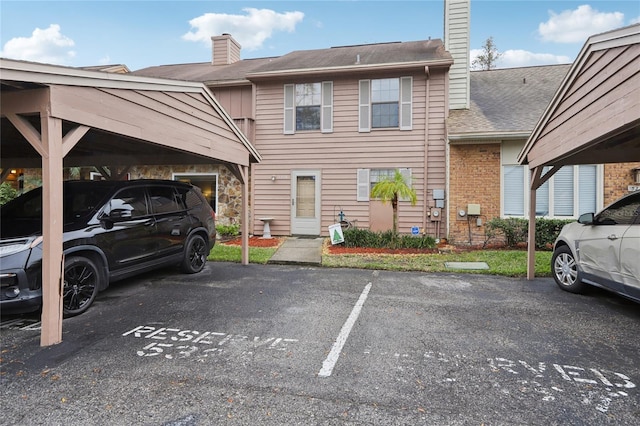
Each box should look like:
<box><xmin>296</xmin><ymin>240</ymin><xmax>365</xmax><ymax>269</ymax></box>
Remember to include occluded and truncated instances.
<box><xmin>370</xmin><ymin>169</ymin><xmax>417</xmax><ymax>247</ymax></box>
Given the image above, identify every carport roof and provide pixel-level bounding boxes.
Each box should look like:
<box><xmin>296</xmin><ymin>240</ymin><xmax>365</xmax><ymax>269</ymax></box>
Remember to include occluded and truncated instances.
<box><xmin>1</xmin><ymin>58</ymin><xmax>261</xmax><ymax>176</ymax></box>
<box><xmin>518</xmin><ymin>24</ymin><xmax>640</xmax><ymax>169</ymax></box>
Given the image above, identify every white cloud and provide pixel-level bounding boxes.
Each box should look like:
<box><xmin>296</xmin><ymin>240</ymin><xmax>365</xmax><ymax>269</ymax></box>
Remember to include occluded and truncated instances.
<box><xmin>182</xmin><ymin>8</ymin><xmax>304</xmax><ymax>51</ymax></box>
<box><xmin>538</xmin><ymin>5</ymin><xmax>625</xmax><ymax>43</ymax></box>
<box><xmin>0</xmin><ymin>24</ymin><xmax>76</xmax><ymax>65</ymax></box>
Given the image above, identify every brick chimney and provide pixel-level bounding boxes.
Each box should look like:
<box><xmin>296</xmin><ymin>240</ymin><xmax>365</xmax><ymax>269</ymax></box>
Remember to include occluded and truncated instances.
<box><xmin>211</xmin><ymin>33</ymin><xmax>241</xmax><ymax>65</ymax></box>
<box><xmin>444</xmin><ymin>0</ymin><xmax>470</xmax><ymax>110</ymax></box>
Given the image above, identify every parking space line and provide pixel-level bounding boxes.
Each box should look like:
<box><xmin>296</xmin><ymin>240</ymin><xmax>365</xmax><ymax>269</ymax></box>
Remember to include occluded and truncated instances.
<box><xmin>318</xmin><ymin>282</ymin><xmax>372</xmax><ymax>378</ymax></box>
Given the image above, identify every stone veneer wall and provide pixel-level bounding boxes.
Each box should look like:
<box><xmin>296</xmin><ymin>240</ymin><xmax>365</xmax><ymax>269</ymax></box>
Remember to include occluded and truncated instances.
<box><xmin>126</xmin><ymin>164</ymin><xmax>244</xmax><ymax>226</ymax></box>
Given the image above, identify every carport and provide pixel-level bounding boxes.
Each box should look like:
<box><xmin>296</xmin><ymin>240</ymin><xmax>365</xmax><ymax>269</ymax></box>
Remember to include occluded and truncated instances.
<box><xmin>518</xmin><ymin>24</ymin><xmax>640</xmax><ymax>279</ymax></box>
<box><xmin>0</xmin><ymin>58</ymin><xmax>261</xmax><ymax>346</ymax></box>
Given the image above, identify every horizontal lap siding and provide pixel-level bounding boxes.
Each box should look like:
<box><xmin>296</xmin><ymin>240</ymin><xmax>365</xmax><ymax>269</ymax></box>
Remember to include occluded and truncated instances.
<box><xmin>529</xmin><ymin>45</ymin><xmax>640</xmax><ymax>167</ymax></box>
<box><xmin>251</xmin><ymin>70</ymin><xmax>447</xmax><ymax>235</ymax></box>
<box><xmin>50</xmin><ymin>86</ymin><xmax>249</xmax><ymax>165</ymax></box>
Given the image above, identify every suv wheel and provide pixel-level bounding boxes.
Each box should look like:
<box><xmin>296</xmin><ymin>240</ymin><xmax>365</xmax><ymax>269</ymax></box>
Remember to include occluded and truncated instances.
<box><xmin>63</xmin><ymin>256</ymin><xmax>101</xmax><ymax>317</ymax></box>
<box><xmin>552</xmin><ymin>245</ymin><xmax>586</xmax><ymax>294</ymax></box>
<box><xmin>182</xmin><ymin>234</ymin><xmax>207</xmax><ymax>274</ymax></box>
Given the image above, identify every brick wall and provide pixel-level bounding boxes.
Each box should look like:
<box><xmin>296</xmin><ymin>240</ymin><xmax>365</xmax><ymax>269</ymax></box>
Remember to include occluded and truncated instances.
<box><xmin>603</xmin><ymin>162</ymin><xmax>640</xmax><ymax>205</ymax></box>
<box><xmin>448</xmin><ymin>144</ymin><xmax>501</xmax><ymax>245</ymax></box>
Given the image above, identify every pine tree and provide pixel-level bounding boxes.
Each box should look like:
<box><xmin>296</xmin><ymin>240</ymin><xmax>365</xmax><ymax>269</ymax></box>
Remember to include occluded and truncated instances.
<box><xmin>472</xmin><ymin>36</ymin><xmax>502</xmax><ymax>70</ymax></box>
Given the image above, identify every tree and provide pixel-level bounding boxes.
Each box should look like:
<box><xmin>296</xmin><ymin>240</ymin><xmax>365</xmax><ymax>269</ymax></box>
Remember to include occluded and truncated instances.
<box><xmin>370</xmin><ymin>169</ymin><xmax>417</xmax><ymax>247</ymax></box>
<box><xmin>472</xmin><ymin>36</ymin><xmax>502</xmax><ymax>70</ymax></box>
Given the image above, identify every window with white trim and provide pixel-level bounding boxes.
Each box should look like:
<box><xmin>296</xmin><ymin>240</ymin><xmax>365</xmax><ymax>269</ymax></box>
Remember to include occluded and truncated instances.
<box><xmin>284</xmin><ymin>82</ymin><xmax>333</xmax><ymax>134</ymax></box>
<box><xmin>359</xmin><ymin>77</ymin><xmax>412</xmax><ymax>132</ymax></box>
<box><xmin>502</xmin><ymin>164</ymin><xmax>599</xmax><ymax>218</ymax></box>
<box><xmin>356</xmin><ymin>168</ymin><xmax>412</xmax><ymax>201</ymax></box>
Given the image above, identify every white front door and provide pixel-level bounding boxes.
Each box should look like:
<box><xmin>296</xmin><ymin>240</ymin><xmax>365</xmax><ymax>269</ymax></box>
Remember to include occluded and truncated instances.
<box><xmin>291</xmin><ymin>170</ymin><xmax>321</xmax><ymax>235</ymax></box>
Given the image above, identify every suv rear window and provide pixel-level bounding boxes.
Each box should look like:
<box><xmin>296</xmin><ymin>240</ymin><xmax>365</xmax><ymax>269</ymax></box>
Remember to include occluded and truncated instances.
<box><xmin>182</xmin><ymin>188</ymin><xmax>204</xmax><ymax>209</ymax></box>
<box><xmin>149</xmin><ymin>186</ymin><xmax>184</xmax><ymax>214</ymax></box>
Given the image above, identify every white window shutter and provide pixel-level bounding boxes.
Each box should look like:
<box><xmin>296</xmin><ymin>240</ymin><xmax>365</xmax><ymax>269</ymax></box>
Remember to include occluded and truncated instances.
<box><xmin>399</xmin><ymin>168</ymin><xmax>412</xmax><ymax>201</ymax></box>
<box><xmin>321</xmin><ymin>81</ymin><xmax>333</xmax><ymax>133</ymax></box>
<box><xmin>400</xmin><ymin>77</ymin><xmax>412</xmax><ymax>130</ymax></box>
<box><xmin>284</xmin><ymin>84</ymin><xmax>294</xmax><ymax>134</ymax></box>
<box><xmin>359</xmin><ymin>80</ymin><xmax>370</xmax><ymax>132</ymax></box>
<box><xmin>357</xmin><ymin>169</ymin><xmax>370</xmax><ymax>201</ymax></box>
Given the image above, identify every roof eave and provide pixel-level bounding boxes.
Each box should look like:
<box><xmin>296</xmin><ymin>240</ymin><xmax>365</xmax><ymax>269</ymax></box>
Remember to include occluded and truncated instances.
<box><xmin>448</xmin><ymin>131</ymin><xmax>530</xmax><ymax>143</ymax></box>
<box><xmin>246</xmin><ymin>59</ymin><xmax>453</xmax><ymax>81</ymax></box>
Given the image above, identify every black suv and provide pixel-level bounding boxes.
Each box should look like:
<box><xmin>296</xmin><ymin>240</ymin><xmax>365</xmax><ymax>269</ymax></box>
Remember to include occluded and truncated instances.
<box><xmin>1</xmin><ymin>180</ymin><xmax>216</xmax><ymax>316</ymax></box>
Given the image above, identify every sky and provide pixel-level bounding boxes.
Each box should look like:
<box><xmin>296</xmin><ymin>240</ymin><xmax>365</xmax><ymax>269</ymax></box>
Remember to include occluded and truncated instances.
<box><xmin>1</xmin><ymin>0</ymin><xmax>638</xmax><ymax>71</ymax></box>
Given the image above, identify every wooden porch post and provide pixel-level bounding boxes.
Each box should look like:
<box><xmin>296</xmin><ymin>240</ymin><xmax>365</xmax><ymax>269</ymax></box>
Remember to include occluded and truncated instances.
<box><xmin>526</xmin><ymin>167</ymin><xmax>542</xmax><ymax>280</ymax></box>
<box><xmin>240</xmin><ymin>165</ymin><xmax>249</xmax><ymax>265</ymax></box>
<box><xmin>40</xmin><ymin>113</ymin><xmax>65</xmax><ymax>346</ymax></box>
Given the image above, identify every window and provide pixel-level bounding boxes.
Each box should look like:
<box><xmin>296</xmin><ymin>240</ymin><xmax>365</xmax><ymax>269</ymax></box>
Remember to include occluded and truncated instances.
<box><xmin>173</xmin><ymin>173</ymin><xmax>217</xmax><ymax>212</ymax></box>
<box><xmin>356</xmin><ymin>168</ymin><xmax>411</xmax><ymax>201</ymax></box>
<box><xmin>106</xmin><ymin>188</ymin><xmax>148</xmax><ymax>218</ymax></box>
<box><xmin>149</xmin><ymin>186</ymin><xmax>182</xmax><ymax>214</ymax></box>
<box><xmin>284</xmin><ymin>82</ymin><xmax>333</xmax><ymax>134</ymax></box>
<box><xmin>359</xmin><ymin>77</ymin><xmax>412</xmax><ymax>132</ymax></box>
<box><xmin>502</xmin><ymin>164</ymin><xmax>600</xmax><ymax>218</ymax></box>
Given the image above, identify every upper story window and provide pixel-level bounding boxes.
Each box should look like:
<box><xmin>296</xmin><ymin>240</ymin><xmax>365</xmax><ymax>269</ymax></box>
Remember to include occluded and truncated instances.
<box><xmin>359</xmin><ymin>77</ymin><xmax>412</xmax><ymax>132</ymax></box>
<box><xmin>284</xmin><ymin>82</ymin><xmax>333</xmax><ymax>134</ymax></box>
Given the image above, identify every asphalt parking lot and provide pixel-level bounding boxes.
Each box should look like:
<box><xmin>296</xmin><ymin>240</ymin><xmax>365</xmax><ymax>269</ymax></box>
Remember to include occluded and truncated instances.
<box><xmin>1</xmin><ymin>262</ymin><xmax>639</xmax><ymax>425</ymax></box>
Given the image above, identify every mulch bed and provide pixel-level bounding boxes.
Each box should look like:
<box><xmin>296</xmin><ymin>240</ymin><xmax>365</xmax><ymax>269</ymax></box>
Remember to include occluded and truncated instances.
<box><xmin>221</xmin><ymin>236</ymin><xmax>285</xmax><ymax>248</ymax></box>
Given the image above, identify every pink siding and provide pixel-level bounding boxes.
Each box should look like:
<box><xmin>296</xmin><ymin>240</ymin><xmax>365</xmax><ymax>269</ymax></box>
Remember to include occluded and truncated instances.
<box><xmin>250</xmin><ymin>69</ymin><xmax>449</xmax><ymax>236</ymax></box>
<box><xmin>528</xmin><ymin>44</ymin><xmax>640</xmax><ymax>168</ymax></box>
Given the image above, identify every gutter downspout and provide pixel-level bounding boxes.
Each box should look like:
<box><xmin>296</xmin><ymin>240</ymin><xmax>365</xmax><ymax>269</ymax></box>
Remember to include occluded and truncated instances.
<box><xmin>423</xmin><ymin>66</ymin><xmax>430</xmax><ymax>235</ymax></box>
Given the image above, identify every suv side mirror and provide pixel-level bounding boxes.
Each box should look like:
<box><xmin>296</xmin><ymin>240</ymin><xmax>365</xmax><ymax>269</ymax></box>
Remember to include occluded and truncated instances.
<box><xmin>578</xmin><ymin>212</ymin><xmax>594</xmax><ymax>225</ymax></box>
<box><xmin>109</xmin><ymin>209</ymin><xmax>132</xmax><ymax>220</ymax></box>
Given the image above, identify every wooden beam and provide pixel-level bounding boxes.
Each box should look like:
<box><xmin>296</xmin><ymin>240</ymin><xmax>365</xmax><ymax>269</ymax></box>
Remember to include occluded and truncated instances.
<box><xmin>239</xmin><ymin>165</ymin><xmax>250</xmax><ymax>266</ymax></box>
<box><xmin>40</xmin><ymin>113</ymin><xmax>64</xmax><ymax>346</ymax></box>
<box><xmin>5</xmin><ymin>113</ymin><xmax>46</xmax><ymax>157</ymax></box>
<box><xmin>61</xmin><ymin>125</ymin><xmax>90</xmax><ymax>157</ymax></box>
<box><xmin>527</xmin><ymin>166</ymin><xmax>542</xmax><ymax>281</ymax></box>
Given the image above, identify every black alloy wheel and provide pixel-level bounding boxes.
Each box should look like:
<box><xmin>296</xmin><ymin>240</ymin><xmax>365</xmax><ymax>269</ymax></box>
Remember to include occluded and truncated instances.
<box><xmin>63</xmin><ymin>256</ymin><xmax>101</xmax><ymax>316</ymax></box>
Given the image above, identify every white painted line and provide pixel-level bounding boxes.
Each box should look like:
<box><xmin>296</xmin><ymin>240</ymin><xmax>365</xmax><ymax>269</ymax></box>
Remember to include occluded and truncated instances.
<box><xmin>318</xmin><ymin>282</ymin><xmax>372</xmax><ymax>378</ymax></box>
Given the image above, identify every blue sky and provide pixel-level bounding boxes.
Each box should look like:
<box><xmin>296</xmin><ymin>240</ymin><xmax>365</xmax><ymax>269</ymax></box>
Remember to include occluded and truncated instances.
<box><xmin>1</xmin><ymin>1</ymin><xmax>638</xmax><ymax>71</ymax></box>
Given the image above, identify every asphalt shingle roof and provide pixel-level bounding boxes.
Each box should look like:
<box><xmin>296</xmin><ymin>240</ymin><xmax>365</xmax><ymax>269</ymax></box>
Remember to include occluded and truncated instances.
<box><xmin>132</xmin><ymin>39</ymin><xmax>451</xmax><ymax>83</ymax></box>
<box><xmin>447</xmin><ymin>64</ymin><xmax>571</xmax><ymax>136</ymax></box>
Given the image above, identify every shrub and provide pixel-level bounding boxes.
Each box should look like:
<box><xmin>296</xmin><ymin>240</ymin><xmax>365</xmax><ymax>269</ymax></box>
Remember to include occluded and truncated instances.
<box><xmin>485</xmin><ymin>217</ymin><xmax>574</xmax><ymax>249</ymax></box>
<box><xmin>216</xmin><ymin>223</ymin><xmax>240</xmax><ymax>237</ymax></box>
<box><xmin>0</xmin><ymin>182</ymin><xmax>17</xmax><ymax>205</ymax></box>
<box><xmin>342</xmin><ymin>227</ymin><xmax>436</xmax><ymax>249</ymax></box>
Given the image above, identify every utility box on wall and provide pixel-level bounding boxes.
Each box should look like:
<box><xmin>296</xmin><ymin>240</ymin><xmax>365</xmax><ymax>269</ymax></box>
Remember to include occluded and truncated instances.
<box><xmin>467</xmin><ymin>204</ymin><xmax>481</xmax><ymax>216</ymax></box>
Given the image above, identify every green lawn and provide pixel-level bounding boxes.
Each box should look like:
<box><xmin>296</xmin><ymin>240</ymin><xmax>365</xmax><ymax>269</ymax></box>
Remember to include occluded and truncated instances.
<box><xmin>322</xmin><ymin>249</ymin><xmax>553</xmax><ymax>277</ymax></box>
<box><xmin>208</xmin><ymin>243</ymin><xmax>278</xmax><ymax>264</ymax></box>
<box><xmin>209</xmin><ymin>239</ymin><xmax>553</xmax><ymax>277</ymax></box>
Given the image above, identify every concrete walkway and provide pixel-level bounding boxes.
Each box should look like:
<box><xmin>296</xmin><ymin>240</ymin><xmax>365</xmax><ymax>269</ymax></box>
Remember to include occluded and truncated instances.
<box><xmin>268</xmin><ymin>237</ymin><xmax>324</xmax><ymax>266</ymax></box>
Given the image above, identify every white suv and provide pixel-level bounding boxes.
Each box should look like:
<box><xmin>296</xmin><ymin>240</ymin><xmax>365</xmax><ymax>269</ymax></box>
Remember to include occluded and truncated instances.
<box><xmin>552</xmin><ymin>191</ymin><xmax>640</xmax><ymax>303</ymax></box>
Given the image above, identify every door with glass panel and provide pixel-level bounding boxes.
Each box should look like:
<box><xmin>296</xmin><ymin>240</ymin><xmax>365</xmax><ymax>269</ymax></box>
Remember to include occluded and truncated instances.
<box><xmin>291</xmin><ymin>171</ymin><xmax>321</xmax><ymax>235</ymax></box>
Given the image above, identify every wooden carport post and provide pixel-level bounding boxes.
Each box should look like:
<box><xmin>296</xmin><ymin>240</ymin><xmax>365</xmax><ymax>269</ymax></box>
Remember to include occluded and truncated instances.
<box><xmin>526</xmin><ymin>166</ymin><xmax>542</xmax><ymax>280</ymax></box>
<box><xmin>40</xmin><ymin>112</ymin><xmax>65</xmax><ymax>346</ymax></box>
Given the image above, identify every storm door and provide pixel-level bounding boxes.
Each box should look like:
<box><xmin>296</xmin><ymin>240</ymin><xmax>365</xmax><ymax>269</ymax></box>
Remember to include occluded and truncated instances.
<box><xmin>291</xmin><ymin>170</ymin><xmax>321</xmax><ymax>235</ymax></box>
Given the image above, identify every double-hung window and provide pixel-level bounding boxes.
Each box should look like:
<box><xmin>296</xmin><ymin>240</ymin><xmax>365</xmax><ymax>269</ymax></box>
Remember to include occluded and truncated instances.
<box><xmin>359</xmin><ymin>77</ymin><xmax>412</xmax><ymax>132</ymax></box>
<box><xmin>284</xmin><ymin>82</ymin><xmax>333</xmax><ymax>134</ymax></box>
<box><xmin>357</xmin><ymin>168</ymin><xmax>412</xmax><ymax>201</ymax></box>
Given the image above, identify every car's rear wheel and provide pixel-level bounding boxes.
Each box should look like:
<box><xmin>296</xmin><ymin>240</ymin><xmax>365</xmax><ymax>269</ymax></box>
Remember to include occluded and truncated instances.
<box><xmin>63</xmin><ymin>256</ymin><xmax>101</xmax><ymax>316</ymax></box>
<box><xmin>182</xmin><ymin>234</ymin><xmax>207</xmax><ymax>274</ymax></box>
<box><xmin>552</xmin><ymin>245</ymin><xmax>586</xmax><ymax>294</ymax></box>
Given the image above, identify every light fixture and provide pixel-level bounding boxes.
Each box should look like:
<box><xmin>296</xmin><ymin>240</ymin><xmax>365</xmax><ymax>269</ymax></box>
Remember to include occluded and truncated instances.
<box><xmin>10</xmin><ymin>169</ymin><xmax>17</xmax><ymax>174</ymax></box>
<box><xmin>633</xmin><ymin>167</ymin><xmax>640</xmax><ymax>184</ymax></box>
<box><xmin>271</xmin><ymin>175</ymin><xmax>276</xmax><ymax>182</ymax></box>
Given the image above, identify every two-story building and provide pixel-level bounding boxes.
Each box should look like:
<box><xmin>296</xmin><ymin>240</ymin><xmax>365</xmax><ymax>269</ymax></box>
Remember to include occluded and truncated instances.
<box><xmin>135</xmin><ymin>34</ymin><xmax>455</xmax><ymax>239</ymax></box>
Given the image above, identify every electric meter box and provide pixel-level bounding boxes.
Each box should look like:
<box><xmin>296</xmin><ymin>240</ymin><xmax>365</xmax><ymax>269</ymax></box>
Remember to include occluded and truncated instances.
<box><xmin>467</xmin><ymin>204</ymin><xmax>481</xmax><ymax>216</ymax></box>
<box><xmin>430</xmin><ymin>208</ymin><xmax>442</xmax><ymax>221</ymax></box>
